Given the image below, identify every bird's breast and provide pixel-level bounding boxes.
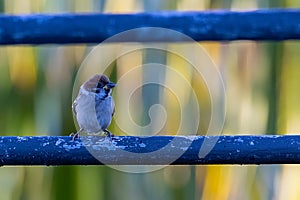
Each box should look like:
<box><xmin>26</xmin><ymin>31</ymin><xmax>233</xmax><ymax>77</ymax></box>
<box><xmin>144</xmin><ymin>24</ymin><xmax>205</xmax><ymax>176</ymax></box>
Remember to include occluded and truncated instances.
<box><xmin>95</xmin><ymin>96</ymin><xmax>114</xmax><ymax>130</ymax></box>
<box><xmin>74</xmin><ymin>90</ymin><xmax>115</xmax><ymax>133</ymax></box>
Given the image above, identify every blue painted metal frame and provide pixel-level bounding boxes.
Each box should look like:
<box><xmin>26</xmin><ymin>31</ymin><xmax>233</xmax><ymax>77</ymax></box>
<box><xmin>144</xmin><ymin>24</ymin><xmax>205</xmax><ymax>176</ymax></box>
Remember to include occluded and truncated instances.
<box><xmin>0</xmin><ymin>9</ymin><xmax>300</xmax><ymax>44</ymax></box>
<box><xmin>0</xmin><ymin>136</ymin><xmax>300</xmax><ymax>165</ymax></box>
<box><xmin>0</xmin><ymin>9</ymin><xmax>299</xmax><ymax>165</ymax></box>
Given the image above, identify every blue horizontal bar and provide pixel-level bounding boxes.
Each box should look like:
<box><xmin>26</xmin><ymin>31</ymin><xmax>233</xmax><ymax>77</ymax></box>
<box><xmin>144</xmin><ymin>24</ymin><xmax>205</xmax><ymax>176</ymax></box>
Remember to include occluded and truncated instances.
<box><xmin>0</xmin><ymin>9</ymin><xmax>300</xmax><ymax>44</ymax></box>
<box><xmin>0</xmin><ymin>135</ymin><xmax>299</xmax><ymax>165</ymax></box>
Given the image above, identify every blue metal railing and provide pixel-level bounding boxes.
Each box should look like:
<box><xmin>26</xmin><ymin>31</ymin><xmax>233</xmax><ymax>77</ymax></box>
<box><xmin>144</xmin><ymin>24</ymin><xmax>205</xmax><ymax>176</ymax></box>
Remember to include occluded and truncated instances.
<box><xmin>1</xmin><ymin>9</ymin><xmax>300</xmax><ymax>44</ymax></box>
<box><xmin>1</xmin><ymin>136</ymin><xmax>299</xmax><ymax>165</ymax></box>
<box><xmin>1</xmin><ymin>9</ymin><xmax>299</xmax><ymax>165</ymax></box>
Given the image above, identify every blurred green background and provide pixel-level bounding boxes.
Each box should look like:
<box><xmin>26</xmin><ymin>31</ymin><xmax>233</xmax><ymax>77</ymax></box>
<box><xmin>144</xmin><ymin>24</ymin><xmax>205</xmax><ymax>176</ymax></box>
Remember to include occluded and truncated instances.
<box><xmin>1</xmin><ymin>0</ymin><xmax>300</xmax><ymax>200</ymax></box>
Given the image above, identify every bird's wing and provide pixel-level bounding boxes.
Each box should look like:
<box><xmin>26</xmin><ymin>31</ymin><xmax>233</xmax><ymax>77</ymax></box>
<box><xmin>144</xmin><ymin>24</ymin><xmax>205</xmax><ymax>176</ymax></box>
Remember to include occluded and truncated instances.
<box><xmin>112</xmin><ymin>106</ymin><xmax>115</xmax><ymax>117</ymax></box>
<box><xmin>111</xmin><ymin>99</ymin><xmax>115</xmax><ymax>117</ymax></box>
<box><xmin>72</xmin><ymin>97</ymin><xmax>78</xmax><ymax>117</ymax></box>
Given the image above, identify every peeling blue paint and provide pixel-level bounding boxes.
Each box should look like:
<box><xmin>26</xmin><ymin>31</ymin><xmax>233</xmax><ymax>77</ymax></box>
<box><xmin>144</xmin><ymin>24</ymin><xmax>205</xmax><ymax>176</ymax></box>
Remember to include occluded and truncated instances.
<box><xmin>0</xmin><ymin>135</ymin><xmax>299</xmax><ymax>165</ymax></box>
<box><xmin>0</xmin><ymin>10</ymin><xmax>300</xmax><ymax>45</ymax></box>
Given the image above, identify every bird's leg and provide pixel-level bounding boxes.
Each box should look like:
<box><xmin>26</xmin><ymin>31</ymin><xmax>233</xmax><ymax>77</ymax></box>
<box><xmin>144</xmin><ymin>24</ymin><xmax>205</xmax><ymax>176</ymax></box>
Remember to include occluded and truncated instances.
<box><xmin>104</xmin><ymin>129</ymin><xmax>114</xmax><ymax>141</ymax></box>
<box><xmin>70</xmin><ymin>129</ymin><xmax>83</xmax><ymax>141</ymax></box>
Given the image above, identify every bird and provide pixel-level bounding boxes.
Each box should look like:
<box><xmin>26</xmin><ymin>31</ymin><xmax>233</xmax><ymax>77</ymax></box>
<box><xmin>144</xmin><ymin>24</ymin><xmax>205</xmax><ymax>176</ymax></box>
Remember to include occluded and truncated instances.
<box><xmin>70</xmin><ymin>74</ymin><xmax>116</xmax><ymax>140</ymax></box>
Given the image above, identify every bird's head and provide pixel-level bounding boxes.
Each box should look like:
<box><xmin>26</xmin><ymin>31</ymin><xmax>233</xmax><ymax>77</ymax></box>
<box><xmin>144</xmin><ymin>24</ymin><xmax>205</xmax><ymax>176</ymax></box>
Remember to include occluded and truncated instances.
<box><xmin>83</xmin><ymin>74</ymin><xmax>116</xmax><ymax>93</ymax></box>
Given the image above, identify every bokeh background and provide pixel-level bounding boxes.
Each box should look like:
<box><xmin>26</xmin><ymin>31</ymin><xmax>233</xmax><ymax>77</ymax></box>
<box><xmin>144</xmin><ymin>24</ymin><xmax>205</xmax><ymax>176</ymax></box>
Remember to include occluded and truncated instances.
<box><xmin>1</xmin><ymin>0</ymin><xmax>300</xmax><ymax>200</ymax></box>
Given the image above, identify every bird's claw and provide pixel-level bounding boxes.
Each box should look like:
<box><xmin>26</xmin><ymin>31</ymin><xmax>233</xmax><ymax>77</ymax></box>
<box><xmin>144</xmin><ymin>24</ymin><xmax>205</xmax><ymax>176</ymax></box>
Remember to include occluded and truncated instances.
<box><xmin>69</xmin><ymin>132</ymin><xmax>80</xmax><ymax>141</ymax></box>
<box><xmin>70</xmin><ymin>129</ymin><xmax>114</xmax><ymax>142</ymax></box>
<box><xmin>70</xmin><ymin>129</ymin><xmax>82</xmax><ymax>141</ymax></box>
<box><xmin>104</xmin><ymin>129</ymin><xmax>114</xmax><ymax>141</ymax></box>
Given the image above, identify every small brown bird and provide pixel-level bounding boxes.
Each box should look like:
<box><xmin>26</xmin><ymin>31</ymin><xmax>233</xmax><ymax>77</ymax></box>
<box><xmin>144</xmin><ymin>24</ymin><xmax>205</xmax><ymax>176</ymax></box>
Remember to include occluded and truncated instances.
<box><xmin>71</xmin><ymin>74</ymin><xmax>116</xmax><ymax>139</ymax></box>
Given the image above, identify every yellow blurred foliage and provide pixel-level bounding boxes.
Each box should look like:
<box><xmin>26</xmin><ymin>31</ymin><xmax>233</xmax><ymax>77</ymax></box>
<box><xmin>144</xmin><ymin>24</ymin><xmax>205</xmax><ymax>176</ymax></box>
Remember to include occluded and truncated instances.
<box><xmin>7</xmin><ymin>47</ymin><xmax>37</xmax><ymax>93</ymax></box>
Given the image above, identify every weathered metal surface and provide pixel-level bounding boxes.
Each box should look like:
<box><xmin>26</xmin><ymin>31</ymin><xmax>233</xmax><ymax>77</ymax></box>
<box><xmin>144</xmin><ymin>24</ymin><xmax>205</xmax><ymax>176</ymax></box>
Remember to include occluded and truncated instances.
<box><xmin>0</xmin><ymin>135</ymin><xmax>299</xmax><ymax>165</ymax></box>
<box><xmin>1</xmin><ymin>9</ymin><xmax>300</xmax><ymax>44</ymax></box>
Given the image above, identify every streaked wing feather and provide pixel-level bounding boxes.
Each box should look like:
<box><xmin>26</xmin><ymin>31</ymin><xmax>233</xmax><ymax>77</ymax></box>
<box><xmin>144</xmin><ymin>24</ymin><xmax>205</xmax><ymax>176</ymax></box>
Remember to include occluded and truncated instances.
<box><xmin>111</xmin><ymin>99</ymin><xmax>115</xmax><ymax>117</ymax></box>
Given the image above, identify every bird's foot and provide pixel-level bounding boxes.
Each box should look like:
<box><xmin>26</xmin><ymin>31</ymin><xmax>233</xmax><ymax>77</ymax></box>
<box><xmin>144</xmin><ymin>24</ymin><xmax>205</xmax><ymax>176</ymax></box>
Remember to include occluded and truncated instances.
<box><xmin>70</xmin><ymin>129</ymin><xmax>82</xmax><ymax>141</ymax></box>
<box><xmin>104</xmin><ymin>129</ymin><xmax>114</xmax><ymax>141</ymax></box>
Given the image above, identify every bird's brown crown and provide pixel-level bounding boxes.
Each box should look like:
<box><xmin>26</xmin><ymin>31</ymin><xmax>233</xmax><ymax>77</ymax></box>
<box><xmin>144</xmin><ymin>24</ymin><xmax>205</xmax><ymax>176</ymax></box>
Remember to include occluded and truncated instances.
<box><xmin>99</xmin><ymin>74</ymin><xmax>109</xmax><ymax>85</ymax></box>
<box><xmin>83</xmin><ymin>74</ymin><xmax>110</xmax><ymax>91</ymax></box>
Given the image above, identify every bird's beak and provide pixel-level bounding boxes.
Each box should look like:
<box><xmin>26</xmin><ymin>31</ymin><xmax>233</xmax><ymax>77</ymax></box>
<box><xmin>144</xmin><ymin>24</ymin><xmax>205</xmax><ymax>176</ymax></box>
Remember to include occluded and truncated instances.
<box><xmin>104</xmin><ymin>82</ymin><xmax>116</xmax><ymax>89</ymax></box>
